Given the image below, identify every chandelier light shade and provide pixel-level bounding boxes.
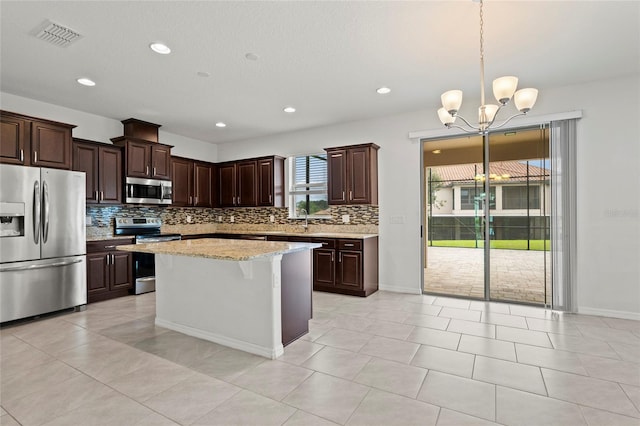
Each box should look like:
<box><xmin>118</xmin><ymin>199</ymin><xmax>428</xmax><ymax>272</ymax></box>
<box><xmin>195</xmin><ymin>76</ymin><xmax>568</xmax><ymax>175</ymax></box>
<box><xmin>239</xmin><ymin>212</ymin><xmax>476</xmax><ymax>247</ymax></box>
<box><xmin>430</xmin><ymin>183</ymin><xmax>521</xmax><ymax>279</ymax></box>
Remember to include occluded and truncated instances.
<box><xmin>437</xmin><ymin>0</ymin><xmax>538</xmax><ymax>133</ymax></box>
<box><xmin>514</xmin><ymin>88</ymin><xmax>539</xmax><ymax>113</ymax></box>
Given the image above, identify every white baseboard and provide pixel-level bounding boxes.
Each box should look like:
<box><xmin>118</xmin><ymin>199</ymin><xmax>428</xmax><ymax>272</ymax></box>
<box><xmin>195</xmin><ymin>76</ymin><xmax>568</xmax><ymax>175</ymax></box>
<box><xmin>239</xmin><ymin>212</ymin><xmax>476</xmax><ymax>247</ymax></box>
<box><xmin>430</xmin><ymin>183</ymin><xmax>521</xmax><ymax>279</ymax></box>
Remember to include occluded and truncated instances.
<box><xmin>155</xmin><ymin>317</ymin><xmax>284</xmax><ymax>359</ymax></box>
<box><xmin>577</xmin><ymin>306</ymin><xmax>640</xmax><ymax>321</ymax></box>
<box><xmin>378</xmin><ymin>283</ymin><xmax>422</xmax><ymax>295</ymax></box>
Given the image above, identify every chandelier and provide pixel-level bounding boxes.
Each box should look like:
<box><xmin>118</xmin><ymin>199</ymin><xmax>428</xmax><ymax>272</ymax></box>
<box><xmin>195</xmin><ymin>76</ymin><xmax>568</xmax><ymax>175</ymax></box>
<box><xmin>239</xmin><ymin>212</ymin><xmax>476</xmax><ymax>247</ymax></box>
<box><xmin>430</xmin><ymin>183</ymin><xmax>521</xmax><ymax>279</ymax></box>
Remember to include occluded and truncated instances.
<box><xmin>437</xmin><ymin>0</ymin><xmax>538</xmax><ymax>134</ymax></box>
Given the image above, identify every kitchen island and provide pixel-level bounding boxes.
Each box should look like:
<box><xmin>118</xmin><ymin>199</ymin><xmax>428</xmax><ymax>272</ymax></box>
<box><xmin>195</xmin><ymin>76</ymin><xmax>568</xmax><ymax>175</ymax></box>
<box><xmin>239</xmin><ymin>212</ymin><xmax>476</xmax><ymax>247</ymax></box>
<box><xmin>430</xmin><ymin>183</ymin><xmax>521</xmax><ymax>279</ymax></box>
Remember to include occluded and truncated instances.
<box><xmin>117</xmin><ymin>238</ymin><xmax>320</xmax><ymax>359</ymax></box>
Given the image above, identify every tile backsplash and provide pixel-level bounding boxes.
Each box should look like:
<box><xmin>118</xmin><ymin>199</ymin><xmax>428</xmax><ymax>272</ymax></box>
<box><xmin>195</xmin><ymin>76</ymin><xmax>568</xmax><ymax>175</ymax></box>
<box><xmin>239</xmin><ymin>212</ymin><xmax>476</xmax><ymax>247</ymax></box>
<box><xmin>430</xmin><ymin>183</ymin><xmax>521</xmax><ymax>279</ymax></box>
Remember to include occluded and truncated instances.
<box><xmin>86</xmin><ymin>204</ymin><xmax>378</xmax><ymax>235</ymax></box>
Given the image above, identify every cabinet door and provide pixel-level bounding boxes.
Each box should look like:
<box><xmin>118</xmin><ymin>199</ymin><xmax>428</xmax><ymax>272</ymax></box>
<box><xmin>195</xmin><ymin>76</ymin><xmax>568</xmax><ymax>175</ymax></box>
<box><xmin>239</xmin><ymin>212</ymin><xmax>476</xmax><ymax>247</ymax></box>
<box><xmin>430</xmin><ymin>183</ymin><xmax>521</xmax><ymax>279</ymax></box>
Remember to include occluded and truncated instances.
<box><xmin>193</xmin><ymin>162</ymin><xmax>212</xmax><ymax>207</ymax></box>
<box><xmin>337</xmin><ymin>251</ymin><xmax>362</xmax><ymax>289</ymax></box>
<box><xmin>313</xmin><ymin>248</ymin><xmax>335</xmax><ymax>288</ymax></box>
<box><xmin>171</xmin><ymin>157</ymin><xmax>193</xmax><ymax>206</ymax></box>
<box><xmin>73</xmin><ymin>142</ymin><xmax>99</xmax><ymax>204</ymax></box>
<box><xmin>348</xmin><ymin>147</ymin><xmax>371</xmax><ymax>204</ymax></box>
<box><xmin>110</xmin><ymin>251</ymin><xmax>132</xmax><ymax>291</ymax></box>
<box><xmin>257</xmin><ymin>158</ymin><xmax>274</xmax><ymax>206</ymax></box>
<box><xmin>98</xmin><ymin>146</ymin><xmax>122</xmax><ymax>204</ymax></box>
<box><xmin>151</xmin><ymin>145</ymin><xmax>171</xmax><ymax>180</ymax></box>
<box><xmin>327</xmin><ymin>149</ymin><xmax>347</xmax><ymax>204</ymax></box>
<box><xmin>236</xmin><ymin>160</ymin><xmax>257</xmax><ymax>206</ymax></box>
<box><xmin>126</xmin><ymin>141</ymin><xmax>151</xmax><ymax>177</ymax></box>
<box><xmin>0</xmin><ymin>114</ymin><xmax>29</xmax><ymax>165</ymax></box>
<box><xmin>31</xmin><ymin>120</ymin><xmax>72</xmax><ymax>169</ymax></box>
<box><xmin>218</xmin><ymin>163</ymin><xmax>236</xmax><ymax>207</ymax></box>
<box><xmin>87</xmin><ymin>252</ymin><xmax>109</xmax><ymax>296</ymax></box>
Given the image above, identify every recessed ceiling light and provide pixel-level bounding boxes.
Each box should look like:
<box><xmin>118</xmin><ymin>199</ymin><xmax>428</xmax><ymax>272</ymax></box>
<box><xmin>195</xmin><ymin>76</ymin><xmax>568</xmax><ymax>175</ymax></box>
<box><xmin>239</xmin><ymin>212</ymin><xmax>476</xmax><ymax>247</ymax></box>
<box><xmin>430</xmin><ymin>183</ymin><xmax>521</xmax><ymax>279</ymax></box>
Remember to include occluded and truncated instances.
<box><xmin>245</xmin><ymin>53</ymin><xmax>259</xmax><ymax>61</ymax></box>
<box><xmin>76</xmin><ymin>77</ymin><xmax>96</xmax><ymax>87</ymax></box>
<box><xmin>376</xmin><ymin>87</ymin><xmax>391</xmax><ymax>94</ymax></box>
<box><xmin>283</xmin><ymin>107</ymin><xmax>296</xmax><ymax>113</ymax></box>
<box><xmin>432</xmin><ymin>149</ymin><xmax>442</xmax><ymax>154</ymax></box>
<box><xmin>150</xmin><ymin>42</ymin><xmax>171</xmax><ymax>55</ymax></box>
<box><xmin>197</xmin><ymin>71</ymin><xmax>210</xmax><ymax>78</ymax></box>
<box><xmin>215</xmin><ymin>122</ymin><xmax>227</xmax><ymax>128</ymax></box>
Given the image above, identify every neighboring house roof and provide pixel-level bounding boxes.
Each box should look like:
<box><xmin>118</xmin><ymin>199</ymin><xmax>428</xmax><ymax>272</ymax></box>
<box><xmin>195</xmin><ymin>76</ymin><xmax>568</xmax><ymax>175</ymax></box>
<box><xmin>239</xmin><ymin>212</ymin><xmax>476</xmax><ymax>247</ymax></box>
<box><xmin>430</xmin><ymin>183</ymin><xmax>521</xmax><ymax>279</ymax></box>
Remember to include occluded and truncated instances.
<box><xmin>429</xmin><ymin>161</ymin><xmax>549</xmax><ymax>186</ymax></box>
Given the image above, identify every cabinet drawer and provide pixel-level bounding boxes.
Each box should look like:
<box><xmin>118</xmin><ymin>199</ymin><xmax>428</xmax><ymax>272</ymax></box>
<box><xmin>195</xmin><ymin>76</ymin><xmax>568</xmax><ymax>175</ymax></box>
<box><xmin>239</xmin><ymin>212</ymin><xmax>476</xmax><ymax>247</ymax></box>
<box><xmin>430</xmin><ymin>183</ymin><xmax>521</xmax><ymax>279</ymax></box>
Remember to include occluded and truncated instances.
<box><xmin>87</xmin><ymin>238</ymin><xmax>134</xmax><ymax>253</ymax></box>
<box><xmin>313</xmin><ymin>238</ymin><xmax>336</xmax><ymax>249</ymax></box>
<box><xmin>338</xmin><ymin>239</ymin><xmax>362</xmax><ymax>251</ymax></box>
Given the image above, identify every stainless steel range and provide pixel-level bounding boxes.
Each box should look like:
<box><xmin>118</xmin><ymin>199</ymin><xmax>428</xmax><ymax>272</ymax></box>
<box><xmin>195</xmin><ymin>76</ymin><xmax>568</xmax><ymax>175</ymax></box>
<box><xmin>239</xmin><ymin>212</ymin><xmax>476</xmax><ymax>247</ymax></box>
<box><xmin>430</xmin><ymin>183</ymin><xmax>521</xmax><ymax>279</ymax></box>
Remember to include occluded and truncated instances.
<box><xmin>114</xmin><ymin>217</ymin><xmax>180</xmax><ymax>294</ymax></box>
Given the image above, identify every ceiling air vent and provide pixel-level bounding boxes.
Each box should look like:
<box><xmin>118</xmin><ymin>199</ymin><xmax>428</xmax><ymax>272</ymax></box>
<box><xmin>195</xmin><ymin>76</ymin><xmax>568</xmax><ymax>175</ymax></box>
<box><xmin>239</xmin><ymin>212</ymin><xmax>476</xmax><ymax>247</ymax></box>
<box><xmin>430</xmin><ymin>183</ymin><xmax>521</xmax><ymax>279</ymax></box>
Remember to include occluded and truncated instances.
<box><xmin>32</xmin><ymin>19</ymin><xmax>82</xmax><ymax>47</ymax></box>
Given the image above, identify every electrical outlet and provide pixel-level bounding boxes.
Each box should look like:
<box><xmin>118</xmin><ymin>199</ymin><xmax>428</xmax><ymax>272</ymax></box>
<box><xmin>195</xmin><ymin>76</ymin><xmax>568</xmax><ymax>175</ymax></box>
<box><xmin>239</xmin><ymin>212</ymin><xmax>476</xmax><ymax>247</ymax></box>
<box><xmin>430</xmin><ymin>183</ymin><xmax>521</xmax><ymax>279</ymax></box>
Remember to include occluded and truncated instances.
<box><xmin>341</xmin><ymin>214</ymin><xmax>350</xmax><ymax>223</ymax></box>
<box><xmin>230</xmin><ymin>216</ymin><xmax>235</xmax><ymax>223</ymax></box>
<box><xmin>269</xmin><ymin>215</ymin><xmax>275</xmax><ymax>223</ymax></box>
<box><xmin>218</xmin><ymin>216</ymin><xmax>223</xmax><ymax>222</ymax></box>
<box><xmin>186</xmin><ymin>215</ymin><xmax>192</xmax><ymax>223</ymax></box>
<box><xmin>86</xmin><ymin>216</ymin><xmax>92</xmax><ymax>226</ymax></box>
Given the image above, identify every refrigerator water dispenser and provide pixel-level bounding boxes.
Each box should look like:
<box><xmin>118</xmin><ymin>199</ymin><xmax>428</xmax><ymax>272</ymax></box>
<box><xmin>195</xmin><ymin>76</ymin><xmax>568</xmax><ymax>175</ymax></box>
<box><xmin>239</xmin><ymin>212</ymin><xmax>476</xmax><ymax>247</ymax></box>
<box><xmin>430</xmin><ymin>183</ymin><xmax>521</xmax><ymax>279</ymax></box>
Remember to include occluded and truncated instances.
<box><xmin>0</xmin><ymin>202</ymin><xmax>24</xmax><ymax>238</ymax></box>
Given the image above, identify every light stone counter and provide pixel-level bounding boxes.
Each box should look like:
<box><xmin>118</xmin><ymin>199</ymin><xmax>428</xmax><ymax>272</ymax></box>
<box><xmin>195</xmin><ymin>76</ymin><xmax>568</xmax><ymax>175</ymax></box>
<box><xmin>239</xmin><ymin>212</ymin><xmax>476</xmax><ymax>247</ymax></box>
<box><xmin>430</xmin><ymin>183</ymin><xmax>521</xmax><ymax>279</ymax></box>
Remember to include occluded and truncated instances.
<box><xmin>116</xmin><ymin>238</ymin><xmax>321</xmax><ymax>261</ymax></box>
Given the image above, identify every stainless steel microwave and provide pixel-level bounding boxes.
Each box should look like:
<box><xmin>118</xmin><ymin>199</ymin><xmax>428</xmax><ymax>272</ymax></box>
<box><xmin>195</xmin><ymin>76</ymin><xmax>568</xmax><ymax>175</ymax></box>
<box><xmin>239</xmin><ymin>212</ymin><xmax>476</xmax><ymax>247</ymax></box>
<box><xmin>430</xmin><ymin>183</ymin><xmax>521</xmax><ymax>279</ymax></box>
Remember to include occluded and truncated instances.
<box><xmin>125</xmin><ymin>177</ymin><xmax>172</xmax><ymax>205</ymax></box>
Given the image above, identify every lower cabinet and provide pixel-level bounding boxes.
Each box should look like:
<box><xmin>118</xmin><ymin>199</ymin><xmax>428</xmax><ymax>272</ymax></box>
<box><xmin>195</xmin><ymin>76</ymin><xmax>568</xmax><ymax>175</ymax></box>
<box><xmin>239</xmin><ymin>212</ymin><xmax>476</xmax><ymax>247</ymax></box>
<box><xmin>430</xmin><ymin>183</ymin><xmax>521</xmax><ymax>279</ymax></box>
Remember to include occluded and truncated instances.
<box><xmin>86</xmin><ymin>239</ymin><xmax>134</xmax><ymax>303</ymax></box>
<box><xmin>268</xmin><ymin>235</ymin><xmax>379</xmax><ymax>297</ymax></box>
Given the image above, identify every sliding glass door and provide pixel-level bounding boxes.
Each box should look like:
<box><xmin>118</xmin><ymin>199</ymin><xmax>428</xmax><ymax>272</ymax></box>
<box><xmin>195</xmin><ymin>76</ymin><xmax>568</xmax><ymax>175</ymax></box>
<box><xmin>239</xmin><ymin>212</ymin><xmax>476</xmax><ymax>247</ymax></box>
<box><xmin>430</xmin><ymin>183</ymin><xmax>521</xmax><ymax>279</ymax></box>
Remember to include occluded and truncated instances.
<box><xmin>423</xmin><ymin>126</ymin><xmax>551</xmax><ymax>306</ymax></box>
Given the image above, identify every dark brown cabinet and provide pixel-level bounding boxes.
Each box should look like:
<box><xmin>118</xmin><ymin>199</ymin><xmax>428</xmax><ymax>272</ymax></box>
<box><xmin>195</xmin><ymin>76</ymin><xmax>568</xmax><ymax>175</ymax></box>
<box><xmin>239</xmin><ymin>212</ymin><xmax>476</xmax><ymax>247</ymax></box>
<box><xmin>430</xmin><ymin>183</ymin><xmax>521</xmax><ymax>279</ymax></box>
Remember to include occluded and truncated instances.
<box><xmin>268</xmin><ymin>234</ymin><xmax>379</xmax><ymax>297</ymax></box>
<box><xmin>1</xmin><ymin>110</ymin><xmax>75</xmax><ymax>169</ymax></box>
<box><xmin>219</xmin><ymin>159</ymin><xmax>257</xmax><ymax>207</ymax></box>
<box><xmin>325</xmin><ymin>143</ymin><xmax>379</xmax><ymax>205</ymax></box>
<box><xmin>219</xmin><ymin>156</ymin><xmax>284</xmax><ymax>207</ymax></box>
<box><xmin>111</xmin><ymin>137</ymin><xmax>172</xmax><ymax>180</ymax></box>
<box><xmin>72</xmin><ymin>139</ymin><xmax>122</xmax><ymax>205</ymax></box>
<box><xmin>86</xmin><ymin>239</ymin><xmax>134</xmax><ymax>303</ymax></box>
<box><xmin>171</xmin><ymin>156</ymin><xmax>216</xmax><ymax>207</ymax></box>
<box><xmin>257</xmin><ymin>156</ymin><xmax>285</xmax><ymax>207</ymax></box>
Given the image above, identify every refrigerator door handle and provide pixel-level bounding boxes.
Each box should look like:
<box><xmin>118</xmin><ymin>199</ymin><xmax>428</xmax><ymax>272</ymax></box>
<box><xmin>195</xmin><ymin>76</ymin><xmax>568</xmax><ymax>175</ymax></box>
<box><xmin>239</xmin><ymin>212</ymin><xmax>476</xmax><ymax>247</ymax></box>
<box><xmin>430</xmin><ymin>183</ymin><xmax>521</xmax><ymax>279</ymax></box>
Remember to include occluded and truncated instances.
<box><xmin>42</xmin><ymin>181</ymin><xmax>50</xmax><ymax>243</ymax></box>
<box><xmin>0</xmin><ymin>258</ymin><xmax>83</xmax><ymax>272</ymax></box>
<box><xmin>33</xmin><ymin>181</ymin><xmax>41</xmax><ymax>244</ymax></box>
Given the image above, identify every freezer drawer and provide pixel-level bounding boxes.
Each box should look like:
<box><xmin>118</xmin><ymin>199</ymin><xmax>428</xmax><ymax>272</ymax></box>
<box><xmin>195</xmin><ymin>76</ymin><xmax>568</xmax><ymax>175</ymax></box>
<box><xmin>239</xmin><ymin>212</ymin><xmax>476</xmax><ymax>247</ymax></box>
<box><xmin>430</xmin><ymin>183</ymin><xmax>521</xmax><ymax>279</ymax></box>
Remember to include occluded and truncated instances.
<box><xmin>0</xmin><ymin>255</ymin><xmax>87</xmax><ymax>322</ymax></box>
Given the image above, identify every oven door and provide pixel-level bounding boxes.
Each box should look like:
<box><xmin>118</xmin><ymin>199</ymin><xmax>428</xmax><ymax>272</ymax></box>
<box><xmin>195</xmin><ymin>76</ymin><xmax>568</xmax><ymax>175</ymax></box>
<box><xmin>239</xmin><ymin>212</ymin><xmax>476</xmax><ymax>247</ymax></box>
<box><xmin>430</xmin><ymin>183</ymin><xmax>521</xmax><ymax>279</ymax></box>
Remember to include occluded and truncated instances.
<box><xmin>133</xmin><ymin>251</ymin><xmax>156</xmax><ymax>294</ymax></box>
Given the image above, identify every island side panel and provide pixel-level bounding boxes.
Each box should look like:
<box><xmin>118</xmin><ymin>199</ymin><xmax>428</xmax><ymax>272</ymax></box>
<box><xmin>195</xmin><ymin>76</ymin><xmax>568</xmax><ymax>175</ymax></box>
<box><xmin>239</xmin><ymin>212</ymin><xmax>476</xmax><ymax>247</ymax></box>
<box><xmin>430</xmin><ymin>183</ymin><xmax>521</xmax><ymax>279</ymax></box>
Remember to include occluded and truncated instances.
<box><xmin>154</xmin><ymin>253</ymin><xmax>284</xmax><ymax>359</ymax></box>
<box><xmin>281</xmin><ymin>250</ymin><xmax>313</xmax><ymax>346</ymax></box>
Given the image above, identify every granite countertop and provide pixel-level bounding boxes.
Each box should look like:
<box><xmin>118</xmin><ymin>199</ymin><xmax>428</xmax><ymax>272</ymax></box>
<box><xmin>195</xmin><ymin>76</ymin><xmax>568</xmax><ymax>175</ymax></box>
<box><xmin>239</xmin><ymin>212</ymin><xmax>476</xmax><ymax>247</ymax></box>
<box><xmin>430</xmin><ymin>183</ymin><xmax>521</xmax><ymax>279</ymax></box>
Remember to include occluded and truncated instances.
<box><xmin>116</xmin><ymin>238</ymin><xmax>322</xmax><ymax>261</ymax></box>
<box><xmin>179</xmin><ymin>229</ymin><xmax>379</xmax><ymax>240</ymax></box>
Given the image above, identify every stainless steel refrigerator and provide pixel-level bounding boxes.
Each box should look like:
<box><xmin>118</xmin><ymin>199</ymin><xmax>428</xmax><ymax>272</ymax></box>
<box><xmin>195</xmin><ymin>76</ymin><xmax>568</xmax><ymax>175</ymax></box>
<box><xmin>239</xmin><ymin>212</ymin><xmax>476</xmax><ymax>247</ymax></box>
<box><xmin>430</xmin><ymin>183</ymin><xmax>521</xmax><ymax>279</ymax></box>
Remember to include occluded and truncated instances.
<box><xmin>0</xmin><ymin>164</ymin><xmax>87</xmax><ymax>322</ymax></box>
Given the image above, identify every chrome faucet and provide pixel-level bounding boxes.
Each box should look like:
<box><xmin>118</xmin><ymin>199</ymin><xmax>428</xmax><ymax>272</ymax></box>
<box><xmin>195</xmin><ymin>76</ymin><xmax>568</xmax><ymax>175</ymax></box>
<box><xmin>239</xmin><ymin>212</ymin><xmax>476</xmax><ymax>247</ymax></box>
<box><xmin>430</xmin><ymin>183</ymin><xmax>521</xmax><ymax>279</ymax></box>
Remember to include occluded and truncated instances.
<box><xmin>299</xmin><ymin>208</ymin><xmax>308</xmax><ymax>232</ymax></box>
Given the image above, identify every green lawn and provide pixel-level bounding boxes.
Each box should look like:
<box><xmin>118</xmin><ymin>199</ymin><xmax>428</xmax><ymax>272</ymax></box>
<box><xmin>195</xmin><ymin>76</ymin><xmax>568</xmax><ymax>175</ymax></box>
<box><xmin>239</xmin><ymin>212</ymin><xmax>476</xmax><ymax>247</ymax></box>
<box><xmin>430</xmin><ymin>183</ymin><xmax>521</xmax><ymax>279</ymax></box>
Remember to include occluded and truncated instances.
<box><xmin>430</xmin><ymin>240</ymin><xmax>550</xmax><ymax>251</ymax></box>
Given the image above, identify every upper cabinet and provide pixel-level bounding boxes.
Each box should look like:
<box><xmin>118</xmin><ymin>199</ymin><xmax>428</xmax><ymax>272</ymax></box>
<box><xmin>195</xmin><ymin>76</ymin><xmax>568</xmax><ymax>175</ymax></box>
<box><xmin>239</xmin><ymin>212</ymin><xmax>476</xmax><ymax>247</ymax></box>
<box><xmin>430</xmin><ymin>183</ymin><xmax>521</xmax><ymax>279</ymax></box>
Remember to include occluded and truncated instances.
<box><xmin>72</xmin><ymin>138</ymin><xmax>122</xmax><ymax>205</ymax></box>
<box><xmin>171</xmin><ymin>156</ymin><xmax>217</xmax><ymax>208</ymax></box>
<box><xmin>325</xmin><ymin>143</ymin><xmax>379</xmax><ymax>205</ymax></box>
<box><xmin>219</xmin><ymin>156</ymin><xmax>284</xmax><ymax>208</ymax></box>
<box><xmin>1</xmin><ymin>110</ymin><xmax>75</xmax><ymax>169</ymax></box>
<box><xmin>111</xmin><ymin>137</ymin><xmax>172</xmax><ymax>180</ymax></box>
<box><xmin>110</xmin><ymin>118</ymin><xmax>171</xmax><ymax>180</ymax></box>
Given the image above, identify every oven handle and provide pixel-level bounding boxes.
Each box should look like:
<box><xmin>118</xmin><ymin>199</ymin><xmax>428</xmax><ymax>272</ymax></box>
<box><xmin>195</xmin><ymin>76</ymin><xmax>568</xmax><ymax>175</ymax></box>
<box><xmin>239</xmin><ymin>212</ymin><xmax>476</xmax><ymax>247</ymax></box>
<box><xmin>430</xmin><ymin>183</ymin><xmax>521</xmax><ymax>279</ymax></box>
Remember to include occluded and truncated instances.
<box><xmin>137</xmin><ymin>238</ymin><xmax>178</xmax><ymax>243</ymax></box>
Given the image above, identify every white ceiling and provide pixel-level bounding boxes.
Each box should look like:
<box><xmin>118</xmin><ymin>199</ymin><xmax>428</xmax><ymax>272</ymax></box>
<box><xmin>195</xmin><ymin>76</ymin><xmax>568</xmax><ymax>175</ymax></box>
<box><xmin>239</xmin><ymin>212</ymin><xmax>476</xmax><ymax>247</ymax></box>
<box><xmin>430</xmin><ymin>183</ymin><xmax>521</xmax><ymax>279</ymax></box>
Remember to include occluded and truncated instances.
<box><xmin>1</xmin><ymin>1</ymin><xmax>638</xmax><ymax>145</ymax></box>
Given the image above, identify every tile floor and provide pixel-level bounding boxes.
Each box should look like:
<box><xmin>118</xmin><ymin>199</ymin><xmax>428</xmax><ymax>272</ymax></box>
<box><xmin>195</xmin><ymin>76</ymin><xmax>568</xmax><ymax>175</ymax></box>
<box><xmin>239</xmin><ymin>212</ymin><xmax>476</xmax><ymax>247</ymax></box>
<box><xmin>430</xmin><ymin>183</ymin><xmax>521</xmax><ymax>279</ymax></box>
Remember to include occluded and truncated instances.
<box><xmin>1</xmin><ymin>290</ymin><xmax>639</xmax><ymax>425</ymax></box>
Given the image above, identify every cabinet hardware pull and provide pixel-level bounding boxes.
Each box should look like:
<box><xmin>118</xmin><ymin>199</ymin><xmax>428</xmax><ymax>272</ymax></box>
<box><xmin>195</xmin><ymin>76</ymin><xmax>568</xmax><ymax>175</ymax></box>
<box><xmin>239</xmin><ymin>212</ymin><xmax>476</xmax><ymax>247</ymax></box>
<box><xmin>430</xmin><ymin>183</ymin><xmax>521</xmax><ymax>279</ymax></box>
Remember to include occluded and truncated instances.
<box><xmin>106</xmin><ymin>254</ymin><xmax>110</xmax><ymax>265</ymax></box>
<box><xmin>20</xmin><ymin>149</ymin><xmax>24</xmax><ymax>162</ymax></box>
<box><xmin>146</xmin><ymin>166</ymin><xmax>149</xmax><ymax>175</ymax></box>
<box><xmin>100</xmin><ymin>191</ymin><xmax>104</xmax><ymax>201</ymax></box>
<box><xmin>269</xmin><ymin>194</ymin><xmax>272</xmax><ymax>203</ymax></box>
<box><xmin>342</xmin><ymin>191</ymin><xmax>345</xmax><ymax>201</ymax></box>
<box><xmin>189</xmin><ymin>196</ymin><xmax>192</xmax><ymax>204</ymax></box>
<box><xmin>94</xmin><ymin>191</ymin><xmax>99</xmax><ymax>200</ymax></box>
<box><xmin>331</xmin><ymin>252</ymin><xmax>334</xmax><ymax>262</ymax></box>
<box><xmin>153</xmin><ymin>167</ymin><xmax>156</xmax><ymax>176</ymax></box>
<box><xmin>237</xmin><ymin>196</ymin><xmax>240</xmax><ymax>205</ymax></box>
<box><xmin>349</xmin><ymin>191</ymin><xmax>353</xmax><ymax>200</ymax></box>
<box><xmin>322</xmin><ymin>242</ymin><xmax>328</xmax><ymax>246</ymax></box>
<box><xmin>34</xmin><ymin>151</ymin><xmax>38</xmax><ymax>163</ymax></box>
<box><xmin>104</xmin><ymin>245</ymin><xmax>115</xmax><ymax>249</ymax></box>
<box><xmin>339</xmin><ymin>253</ymin><xmax>342</xmax><ymax>262</ymax></box>
<box><xmin>232</xmin><ymin>196</ymin><xmax>236</xmax><ymax>205</ymax></box>
<box><xmin>344</xmin><ymin>243</ymin><xmax>354</xmax><ymax>247</ymax></box>
<box><xmin>194</xmin><ymin>196</ymin><xmax>198</xmax><ymax>204</ymax></box>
